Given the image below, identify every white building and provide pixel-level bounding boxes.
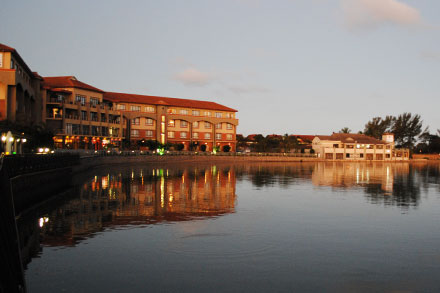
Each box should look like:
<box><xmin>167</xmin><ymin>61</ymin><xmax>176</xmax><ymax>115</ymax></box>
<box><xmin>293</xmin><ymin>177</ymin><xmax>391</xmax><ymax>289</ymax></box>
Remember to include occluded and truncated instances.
<box><xmin>312</xmin><ymin>133</ymin><xmax>409</xmax><ymax>161</ymax></box>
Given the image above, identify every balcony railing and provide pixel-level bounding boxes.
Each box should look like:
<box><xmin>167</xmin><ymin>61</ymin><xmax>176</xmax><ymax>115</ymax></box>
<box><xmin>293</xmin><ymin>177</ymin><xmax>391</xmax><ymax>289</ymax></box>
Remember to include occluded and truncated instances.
<box><xmin>46</xmin><ymin>114</ymin><xmax>63</xmax><ymax>119</ymax></box>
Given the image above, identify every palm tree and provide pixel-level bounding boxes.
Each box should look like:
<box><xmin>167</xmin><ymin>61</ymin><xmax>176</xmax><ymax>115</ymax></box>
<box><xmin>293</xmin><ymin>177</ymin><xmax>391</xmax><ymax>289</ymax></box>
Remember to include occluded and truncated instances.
<box><xmin>339</xmin><ymin>127</ymin><xmax>351</xmax><ymax>133</ymax></box>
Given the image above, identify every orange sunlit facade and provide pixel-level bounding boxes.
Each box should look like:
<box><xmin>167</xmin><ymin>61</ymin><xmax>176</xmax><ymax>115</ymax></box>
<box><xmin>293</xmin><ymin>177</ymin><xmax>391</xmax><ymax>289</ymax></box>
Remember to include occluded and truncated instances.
<box><xmin>104</xmin><ymin>92</ymin><xmax>238</xmax><ymax>152</ymax></box>
<box><xmin>41</xmin><ymin>77</ymin><xmax>124</xmax><ymax>150</ymax></box>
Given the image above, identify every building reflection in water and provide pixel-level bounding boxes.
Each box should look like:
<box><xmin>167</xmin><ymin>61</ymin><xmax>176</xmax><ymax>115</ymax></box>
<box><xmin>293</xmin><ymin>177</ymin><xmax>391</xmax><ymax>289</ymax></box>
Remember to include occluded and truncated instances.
<box><xmin>19</xmin><ymin>162</ymin><xmax>440</xmax><ymax>270</ymax></box>
<box><xmin>235</xmin><ymin>162</ymin><xmax>436</xmax><ymax>210</ymax></box>
<box><xmin>21</xmin><ymin>165</ymin><xmax>236</xmax><ymax>252</ymax></box>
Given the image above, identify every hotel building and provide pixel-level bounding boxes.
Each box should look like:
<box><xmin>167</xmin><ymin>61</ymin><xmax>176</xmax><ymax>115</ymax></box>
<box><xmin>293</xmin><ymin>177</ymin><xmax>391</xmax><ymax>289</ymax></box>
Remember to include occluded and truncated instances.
<box><xmin>42</xmin><ymin>76</ymin><xmax>124</xmax><ymax>149</ymax></box>
<box><xmin>1</xmin><ymin>43</ymin><xmax>238</xmax><ymax>152</ymax></box>
<box><xmin>312</xmin><ymin>133</ymin><xmax>409</xmax><ymax>161</ymax></box>
<box><xmin>103</xmin><ymin>92</ymin><xmax>238</xmax><ymax>151</ymax></box>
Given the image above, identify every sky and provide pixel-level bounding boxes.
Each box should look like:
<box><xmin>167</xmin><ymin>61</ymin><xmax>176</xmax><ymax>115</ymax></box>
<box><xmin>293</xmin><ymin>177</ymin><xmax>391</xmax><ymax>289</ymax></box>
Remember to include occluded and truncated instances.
<box><xmin>1</xmin><ymin>0</ymin><xmax>439</xmax><ymax>136</ymax></box>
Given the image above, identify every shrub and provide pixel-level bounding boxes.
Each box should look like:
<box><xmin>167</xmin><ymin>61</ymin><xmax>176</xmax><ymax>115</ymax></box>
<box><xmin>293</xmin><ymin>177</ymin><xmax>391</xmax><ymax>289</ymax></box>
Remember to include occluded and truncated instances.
<box><xmin>201</xmin><ymin>144</ymin><xmax>207</xmax><ymax>152</ymax></box>
<box><xmin>176</xmin><ymin>143</ymin><xmax>184</xmax><ymax>151</ymax></box>
<box><xmin>223</xmin><ymin>145</ymin><xmax>231</xmax><ymax>152</ymax></box>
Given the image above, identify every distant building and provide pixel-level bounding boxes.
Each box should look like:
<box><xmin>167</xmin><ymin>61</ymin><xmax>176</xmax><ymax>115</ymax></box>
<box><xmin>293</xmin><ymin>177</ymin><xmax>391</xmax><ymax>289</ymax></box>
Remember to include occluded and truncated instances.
<box><xmin>312</xmin><ymin>133</ymin><xmax>409</xmax><ymax>160</ymax></box>
<box><xmin>104</xmin><ymin>92</ymin><xmax>238</xmax><ymax>151</ymax></box>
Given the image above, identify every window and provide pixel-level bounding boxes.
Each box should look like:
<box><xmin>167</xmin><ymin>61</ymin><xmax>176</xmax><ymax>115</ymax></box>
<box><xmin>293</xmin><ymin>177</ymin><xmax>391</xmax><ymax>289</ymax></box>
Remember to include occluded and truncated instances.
<box><xmin>145</xmin><ymin>118</ymin><xmax>154</xmax><ymax>126</ymax></box>
<box><xmin>192</xmin><ymin>110</ymin><xmax>200</xmax><ymax>116</ymax></box>
<box><xmin>386</xmin><ymin>154</ymin><xmax>391</xmax><ymax>158</ymax></box>
<box><xmin>90</xmin><ymin>112</ymin><xmax>98</xmax><ymax>121</ymax></box>
<box><xmin>179</xmin><ymin>109</ymin><xmax>189</xmax><ymax>115</ymax></box>
<box><xmin>180</xmin><ymin>121</ymin><xmax>188</xmax><ymax>128</ymax></box>
<box><xmin>205</xmin><ymin>111</ymin><xmax>211</xmax><ymax>117</ymax></box>
<box><xmin>216</xmin><ymin>123</ymin><xmax>222</xmax><ymax>129</ymax></box>
<box><xmin>131</xmin><ymin>118</ymin><xmax>140</xmax><ymax>125</ymax></box>
<box><xmin>205</xmin><ymin>133</ymin><xmax>211</xmax><ymax>139</ymax></box>
<box><xmin>215</xmin><ymin>112</ymin><xmax>222</xmax><ymax>118</ymax></box>
<box><xmin>168</xmin><ymin>108</ymin><xmax>176</xmax><ymax>114</ymax></box>
<box><xmin>91</xmin><ymin>126</ymin><xmax>99</xmax><ymax>136</ymax></box>
<box><xmin>333</xmin><ymin>144</ymin><xmax>339</xmax><ymax>148</ymax></box>
<box><xmin>81</xmin><ymin>111</ymin><xmax>87</xmax><ymax>120</ymax></box>
<box><xmin>193</xmin><ymin>122</ymin><xmax>199</xmax><ymax>128</ymax></box>
<box><xmin>100</xmin><ymin>113</ymin><xmax>106</xmax><ymax>122</ymax></box>
<box><xmin>180</xmin><ymin>132</ymin><xmax>187</xmax><ymax>138</ymax></box>
<box><xmin>346</xmin><ymin>144</ymin><xmax>354</xmax><ymax>149</ymax></box>
<box><xmin>168</xmin><ymin>119</ymin><xmax>175</xmax><ymax>127</ymax></box>
<box><xmin>117</xmin><ymin>104</ymin><xmax>126</xmax><ymax>110</ymax></box>
<box><xmin>66</xmin><ymin>123</ymin><xmax>73</xmax><ymax>135</ymax></box>
<box><xmin>90</xmin><ymin>97</ymin><xmax>99</xmax><ymax>106</ymax></box>
<box><xmin>10</xmin><ymin>58</ymin><xmax>14</xmax><ymax>69</ymax></box>
<box><xmin>216</xmin><ymin>133</ymin><xmax>222</xmax><ymax>140</ymax></box>
<box><xmin>168</xmin><ymin>131</ymin><xmax>175</xmax><ymax>138</ymax></box>
<box><xmin>226</xmin><ymin>123</ymin><xmax>233</xmax><ymax>130</ymax></box>
<box><xmin>130</xmin><ymin>105</ymin><xmax>141</xmax><ymax>112</ymax></box>
<box><xmin>146</xmin><ymin>130</ymin><xmax>153</xmax><ymax>137</ymax></box>
<box><xmin>225</xmin><ymin>113</ymin><xmax>231</xmax><ymax>118</ymax></box>
<box><xmin>360</xmin><ymin>154</ymin><xmax>364</xmax><ymax>158</ymax></box>
<box><xmin>377</xmin><ymin>145</ymin><xmax>384</xmax><ymax>149</ymax></box>
<box><xmin>193</xmin><ymin>132</ymin><xmax>199</xmax><ymax>139</ymax></box>
<box><xmin>75</xmin><ymin>95</ymin><xmax>86</xmax><ymax>106</ymax></box>
<box><xmin>101</xmin><ymin>127</ymin><xmax>108</xmax><ymax>136</ymax></box>
<box><xmin>0</xmin><ymin>53</ymin><xmax>3</xmax><ymax>67</ymax></box>
<box><xmin>204</xmin><ymin>122</ymin><xmax>211</xmax><ymax>129</ymax></box>
<box><xmin>131</xmin><ymin>129</ymin><xmax>139</xmax><ymax>137</ymax></box>
<box><xmin>226</xmin><ymin>134</ymin><xmax>233</xmax><ymax>140</ymax></box>
<box><xmin>145</xmin><ymin>106</ymin><xmax>155</xmax><ymax>112</ymax></box>
<box><xmin>82</xmin><ymin>125</ymin><xmax>90</xmax><ymax>135</ymax></box>
<box><xmin>346</xmin><ymin>153</ymin><xmax>350</xmax><ymax>158</ymax></box>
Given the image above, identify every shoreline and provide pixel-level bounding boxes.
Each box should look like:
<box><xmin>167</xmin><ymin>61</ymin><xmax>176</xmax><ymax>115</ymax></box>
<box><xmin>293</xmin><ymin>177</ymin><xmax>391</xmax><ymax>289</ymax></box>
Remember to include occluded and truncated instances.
<box><xmin>72</xmin><ymin>155</ymin><xmax>436</xmax><ymax>175</ymax></box>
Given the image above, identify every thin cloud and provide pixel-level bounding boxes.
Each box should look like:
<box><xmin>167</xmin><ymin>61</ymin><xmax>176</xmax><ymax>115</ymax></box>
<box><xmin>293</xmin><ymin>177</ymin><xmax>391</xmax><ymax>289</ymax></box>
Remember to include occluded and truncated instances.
<box><xmin>341</xmin><ymin>0</ymin><xmax>421</xmax><ymax>29</ymax></box>
<box><xmin>174</xmin><ymin>67</ymin><xmax>213</xmax><ymax>86</ymax></box>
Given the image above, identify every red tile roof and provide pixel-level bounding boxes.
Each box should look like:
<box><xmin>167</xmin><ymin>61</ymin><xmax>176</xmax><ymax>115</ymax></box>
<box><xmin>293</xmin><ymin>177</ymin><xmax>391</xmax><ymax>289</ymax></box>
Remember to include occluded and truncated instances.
<box><xmin>0</xmin><ymin>43</ymin><xmax>15</xmax><ymax>52</ymax></box>
<box><xmin>292</xmin><ymin>135</ymin><xmax>315</xmax><ymax>142</ymax></box>
<box><xmin>104</xmin><ymin>92</ymin><xmax>237</xmax><ymax>112</ymax></box>
<box><xmin>43</xmin><ymin>76</ymin><xmax>104</xmax><ymax>93</ymax></box>
<box><xmin>315</xmin><ymin>133</ymin><xmax>387</xmax><ymax>144</ymax></box>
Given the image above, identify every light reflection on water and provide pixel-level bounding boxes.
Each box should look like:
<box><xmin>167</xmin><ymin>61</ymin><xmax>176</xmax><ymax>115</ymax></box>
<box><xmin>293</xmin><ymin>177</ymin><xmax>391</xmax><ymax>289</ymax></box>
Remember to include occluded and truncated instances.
<box><xmin>22</xmin><ymin>162</ymin><xmax>440</xmax><ymax>292</ymax></box>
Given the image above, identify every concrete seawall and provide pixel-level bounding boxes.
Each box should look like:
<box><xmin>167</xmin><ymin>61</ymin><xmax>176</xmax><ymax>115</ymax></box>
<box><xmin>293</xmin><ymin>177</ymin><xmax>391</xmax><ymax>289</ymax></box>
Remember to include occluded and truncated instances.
<box><xmin>73</xmin><ymin>155</ymin><xmax>319</xmax><ymax>173</ymax></box>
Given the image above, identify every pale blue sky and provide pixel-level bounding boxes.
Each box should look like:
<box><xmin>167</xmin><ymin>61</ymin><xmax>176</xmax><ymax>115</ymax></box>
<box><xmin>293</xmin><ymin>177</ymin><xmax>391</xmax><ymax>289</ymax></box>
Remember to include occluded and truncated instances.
<box><xmin>1</xmin><ymin>0</ymin><xmax>439</xmax><ymax>135</ymax></box>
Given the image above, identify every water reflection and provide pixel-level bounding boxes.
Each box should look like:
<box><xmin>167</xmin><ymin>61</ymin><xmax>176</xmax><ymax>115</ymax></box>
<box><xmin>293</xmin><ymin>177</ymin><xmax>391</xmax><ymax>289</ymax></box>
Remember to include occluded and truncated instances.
<box><xmin>21</xmin><ymin>163</ymin><xmax>440</xmax><ymax>252</ymax></box>
<box><xmin>23</xmin><ymin>165</ymin><xmax>236</xmax><ymax>250</ymax></box>
<box><xmin>235</xmin><ymin>162</ymin><xmax>440</xmax><ymax>210</ymax></box>
<box><xmin>20</xmin><ymin>162</ymin><xmax>440</xmax><ymax>292</ymax></box>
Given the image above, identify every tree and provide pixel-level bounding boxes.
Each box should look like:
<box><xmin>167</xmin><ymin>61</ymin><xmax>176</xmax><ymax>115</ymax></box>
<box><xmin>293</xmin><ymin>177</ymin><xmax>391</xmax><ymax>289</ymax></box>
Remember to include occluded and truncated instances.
<box><xmin>339</xmin><ymin>127</ymin><xmax>351</xmax><ymax>133</ymax></box>
<box><xmin>416</xmin><ymin>128</ymin><xmax>440</xmax><ymax>153</ymax></box>
<box><xmin>391</xmin><ymin>113</ymin><xmax>423</xmax><ymax>148</ymax></box>
<box><xmin>363</xmin><ymin>116</ymin><xmax>394</xmax><ymax>139</ymax></box>
<box><xmin>223</xmin><ymin>145</ymin><xmax>231</xmax><ymax>152</ymax></box>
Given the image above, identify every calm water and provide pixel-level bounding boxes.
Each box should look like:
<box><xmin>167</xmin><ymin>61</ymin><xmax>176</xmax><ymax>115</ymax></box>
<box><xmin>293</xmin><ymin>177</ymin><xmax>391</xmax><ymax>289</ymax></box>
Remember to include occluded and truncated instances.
<box><xmin>21</xmin><ymin>162</ymin><xmax>440</xmax><ymax>292</ymax></box>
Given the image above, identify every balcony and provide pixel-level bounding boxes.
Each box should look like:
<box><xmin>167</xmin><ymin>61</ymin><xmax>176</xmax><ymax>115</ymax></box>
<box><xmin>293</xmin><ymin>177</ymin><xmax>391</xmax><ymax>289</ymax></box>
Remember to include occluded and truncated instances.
<box><xmin>47</xmin><ymin>114</ymin><xmax>63</xmax><ymax>120</ymax></box>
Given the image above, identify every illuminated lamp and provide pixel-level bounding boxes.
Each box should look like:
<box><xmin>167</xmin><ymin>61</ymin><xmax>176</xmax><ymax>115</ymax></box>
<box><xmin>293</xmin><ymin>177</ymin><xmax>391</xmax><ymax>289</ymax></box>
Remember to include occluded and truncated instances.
<box><xmin>22</xmin><ymin>138</ymin><xmax>27</xmax><ymax>143</ymax></box>
<box><xmin>9</xmin><ymin>137</ymin><xmax>14</xmax><ymax>142</ymax></box>
<box><xmin>1</xmin><ymin>136</ymin><xmax>6</xmax><ymax>142</ymax></box>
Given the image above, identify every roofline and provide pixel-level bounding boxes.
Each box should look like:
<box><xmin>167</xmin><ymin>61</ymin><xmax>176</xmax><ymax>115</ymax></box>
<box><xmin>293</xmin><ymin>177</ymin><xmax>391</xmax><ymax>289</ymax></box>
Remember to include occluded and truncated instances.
<box><xmin>43</xmin><ymin>76</ymin><xmax>105</xmax><ymax>93</ymax></box>
<box><xmin>0</xmin><ymin>43</ymin><xmax>37</xmax><ymax>79</ymax></box>
<box><xmin>104</xmin><ymin>91</ymin><xmax>238</xmax><ymax>112</ymax></box>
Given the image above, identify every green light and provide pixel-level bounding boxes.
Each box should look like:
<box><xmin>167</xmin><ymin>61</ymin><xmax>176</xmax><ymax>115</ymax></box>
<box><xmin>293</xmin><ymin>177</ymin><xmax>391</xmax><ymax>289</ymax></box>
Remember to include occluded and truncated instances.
<box><xmin>12</xmin><ymin>152</ymin><xmax>16</xmax><ymax>155</ymax></box>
